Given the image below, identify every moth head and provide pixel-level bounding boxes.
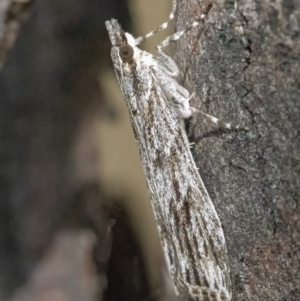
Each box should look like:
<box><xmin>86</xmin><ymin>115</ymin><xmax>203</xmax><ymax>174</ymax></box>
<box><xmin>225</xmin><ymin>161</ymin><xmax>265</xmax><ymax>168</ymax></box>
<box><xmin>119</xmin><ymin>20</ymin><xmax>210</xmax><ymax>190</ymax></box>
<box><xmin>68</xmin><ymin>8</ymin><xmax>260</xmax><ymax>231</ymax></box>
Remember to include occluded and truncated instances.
<box><xmin>119</xmin><ymin>44</ymin><xmax>134</xmax><ymax>63</ymax></box>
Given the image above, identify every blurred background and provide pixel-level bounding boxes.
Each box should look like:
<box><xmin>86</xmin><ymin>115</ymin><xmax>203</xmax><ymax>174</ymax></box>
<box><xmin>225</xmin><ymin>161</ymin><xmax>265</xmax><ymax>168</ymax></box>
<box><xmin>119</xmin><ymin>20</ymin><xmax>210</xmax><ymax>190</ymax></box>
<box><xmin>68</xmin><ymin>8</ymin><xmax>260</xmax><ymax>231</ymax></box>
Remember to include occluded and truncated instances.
<box><xmin>0</xmin><ymin>0</ymin><xmax>177</xmax><ymax>300</ymax></box>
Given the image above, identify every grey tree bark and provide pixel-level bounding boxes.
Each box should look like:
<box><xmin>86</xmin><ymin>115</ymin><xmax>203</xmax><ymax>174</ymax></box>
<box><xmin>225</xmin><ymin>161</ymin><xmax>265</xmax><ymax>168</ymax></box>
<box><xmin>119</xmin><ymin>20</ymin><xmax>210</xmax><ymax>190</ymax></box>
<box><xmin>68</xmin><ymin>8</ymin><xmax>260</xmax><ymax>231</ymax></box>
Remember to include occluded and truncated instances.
<box><xmin>175</xmin><ymin>0</ymin><xmax>300</xmax><ymax>300</ymax></box>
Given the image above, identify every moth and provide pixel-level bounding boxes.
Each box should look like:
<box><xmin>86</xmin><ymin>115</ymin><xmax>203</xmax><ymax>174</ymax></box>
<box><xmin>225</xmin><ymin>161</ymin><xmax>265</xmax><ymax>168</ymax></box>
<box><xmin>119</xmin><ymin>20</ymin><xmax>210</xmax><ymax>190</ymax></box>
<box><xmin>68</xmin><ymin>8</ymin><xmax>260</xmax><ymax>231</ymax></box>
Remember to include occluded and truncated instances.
<box><xmin>105</xmin><ymin>1</ymin><xmax>232</xmax><ymax>300</ymax></box>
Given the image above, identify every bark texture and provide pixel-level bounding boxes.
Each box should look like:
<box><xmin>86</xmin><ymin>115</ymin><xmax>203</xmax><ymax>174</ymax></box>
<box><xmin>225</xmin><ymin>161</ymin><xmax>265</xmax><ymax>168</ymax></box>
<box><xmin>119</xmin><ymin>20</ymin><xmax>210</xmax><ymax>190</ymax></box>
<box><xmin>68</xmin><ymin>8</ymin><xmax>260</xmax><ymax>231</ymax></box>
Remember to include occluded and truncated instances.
<box><xmin>175</xmin><ymin>0</ymin><xmax>300</xmax><ymax>300</ymax></box>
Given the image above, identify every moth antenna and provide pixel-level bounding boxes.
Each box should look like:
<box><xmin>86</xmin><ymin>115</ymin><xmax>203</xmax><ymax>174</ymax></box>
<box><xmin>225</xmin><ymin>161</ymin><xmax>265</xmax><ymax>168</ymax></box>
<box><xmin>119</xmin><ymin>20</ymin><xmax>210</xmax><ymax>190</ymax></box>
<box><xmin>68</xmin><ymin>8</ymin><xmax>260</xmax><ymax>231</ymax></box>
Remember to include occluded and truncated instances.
<box><xmin>135</xmin><ymin>0</ymin><xmax>177</xmax><ymax>45</ymax></box>
<box><xmin>157</xmin><ymin>2</ymin><xmax>212</xmax><ymax>53</ymax></box>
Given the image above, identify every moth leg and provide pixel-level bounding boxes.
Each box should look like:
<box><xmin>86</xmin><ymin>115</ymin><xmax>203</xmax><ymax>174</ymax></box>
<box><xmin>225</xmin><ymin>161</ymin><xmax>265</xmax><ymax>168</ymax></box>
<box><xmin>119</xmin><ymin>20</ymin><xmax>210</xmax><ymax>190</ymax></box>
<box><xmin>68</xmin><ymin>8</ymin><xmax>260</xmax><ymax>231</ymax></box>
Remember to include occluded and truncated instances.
<box><xmin>154</xmin><ymin>21</ymin><xmax>201</xmax><ymax>79</ymax></box>
<box><xmin>192</xmin><ymin>108</ymin><xmax>247</xmax><ymax>130</ymax></box>
<box><xmin>172</xmin><ymin>102</ymin><xmax>192</xmax><ymax>119</ymax></box>
<box><xmin>154</xmin><ymin>52</ymin><xmax>180</xmax><ymax>77</ymax></box>
<box><xmin>171</xmin><ymin>92</ymin><xmax>195</xmax><ymax>119</ymax></box>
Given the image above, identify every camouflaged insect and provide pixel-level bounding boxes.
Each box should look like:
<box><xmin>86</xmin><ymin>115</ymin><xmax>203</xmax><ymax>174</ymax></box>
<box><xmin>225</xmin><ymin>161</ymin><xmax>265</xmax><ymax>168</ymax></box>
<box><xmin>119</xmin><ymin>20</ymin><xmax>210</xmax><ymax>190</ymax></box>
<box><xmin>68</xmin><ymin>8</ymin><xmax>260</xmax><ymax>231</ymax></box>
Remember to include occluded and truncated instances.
<box><xmin>105</xmin><ymin>1</ymin><xmax>232</xmax><ymax>300</ymax></box>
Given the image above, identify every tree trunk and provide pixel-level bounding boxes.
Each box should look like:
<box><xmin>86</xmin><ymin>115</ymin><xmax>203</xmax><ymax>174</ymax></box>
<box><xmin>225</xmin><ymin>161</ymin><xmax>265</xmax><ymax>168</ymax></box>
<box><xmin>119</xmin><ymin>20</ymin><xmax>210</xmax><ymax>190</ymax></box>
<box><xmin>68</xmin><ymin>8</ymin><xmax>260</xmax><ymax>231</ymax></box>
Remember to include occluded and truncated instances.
<box><xmin>175</xmin><ymin>0</ymin><xmax>300</xmax><ymax>300</ymax></box>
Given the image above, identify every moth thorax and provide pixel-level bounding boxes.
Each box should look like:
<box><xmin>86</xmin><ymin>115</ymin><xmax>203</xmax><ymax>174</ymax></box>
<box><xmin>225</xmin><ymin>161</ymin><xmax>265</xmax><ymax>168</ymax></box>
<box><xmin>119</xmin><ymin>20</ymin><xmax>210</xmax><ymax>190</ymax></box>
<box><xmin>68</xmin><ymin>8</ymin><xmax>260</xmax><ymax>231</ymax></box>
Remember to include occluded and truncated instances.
<box><xmin>119</xmin><ymin>44</ymin><xmax>134</xmax><ymax>63</ymax></box>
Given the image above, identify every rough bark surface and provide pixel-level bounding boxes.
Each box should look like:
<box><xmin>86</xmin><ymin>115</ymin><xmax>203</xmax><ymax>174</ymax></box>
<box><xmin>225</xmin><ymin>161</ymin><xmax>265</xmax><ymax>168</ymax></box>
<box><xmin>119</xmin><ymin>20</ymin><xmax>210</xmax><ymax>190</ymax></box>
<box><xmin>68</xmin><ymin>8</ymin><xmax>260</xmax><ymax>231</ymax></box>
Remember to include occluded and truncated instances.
<box><xmin>175</xmin><ymin>0</ymin><xmax>300</xmax><ymax>300</ymax></box>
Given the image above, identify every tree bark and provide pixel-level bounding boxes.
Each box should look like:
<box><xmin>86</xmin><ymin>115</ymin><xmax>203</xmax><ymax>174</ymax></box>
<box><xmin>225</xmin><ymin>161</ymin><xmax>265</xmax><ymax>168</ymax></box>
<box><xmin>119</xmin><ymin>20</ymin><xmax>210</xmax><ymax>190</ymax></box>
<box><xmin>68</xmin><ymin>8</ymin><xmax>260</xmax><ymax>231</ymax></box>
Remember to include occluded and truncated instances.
<box><xmin>175</xmin><ymin>0</ymin><xmax>300</xmax><ymax>300</ymax></box>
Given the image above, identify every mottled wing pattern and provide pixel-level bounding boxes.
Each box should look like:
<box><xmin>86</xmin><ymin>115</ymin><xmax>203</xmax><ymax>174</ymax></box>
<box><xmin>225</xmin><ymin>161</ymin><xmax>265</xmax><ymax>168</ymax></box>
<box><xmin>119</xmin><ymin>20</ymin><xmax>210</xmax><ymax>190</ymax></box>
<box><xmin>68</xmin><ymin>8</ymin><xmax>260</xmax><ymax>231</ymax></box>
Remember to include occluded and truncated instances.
<box><xmin>105</xmin><ymin>18</ymin><xmax>232</xmax><ymax>301</ymax></box>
